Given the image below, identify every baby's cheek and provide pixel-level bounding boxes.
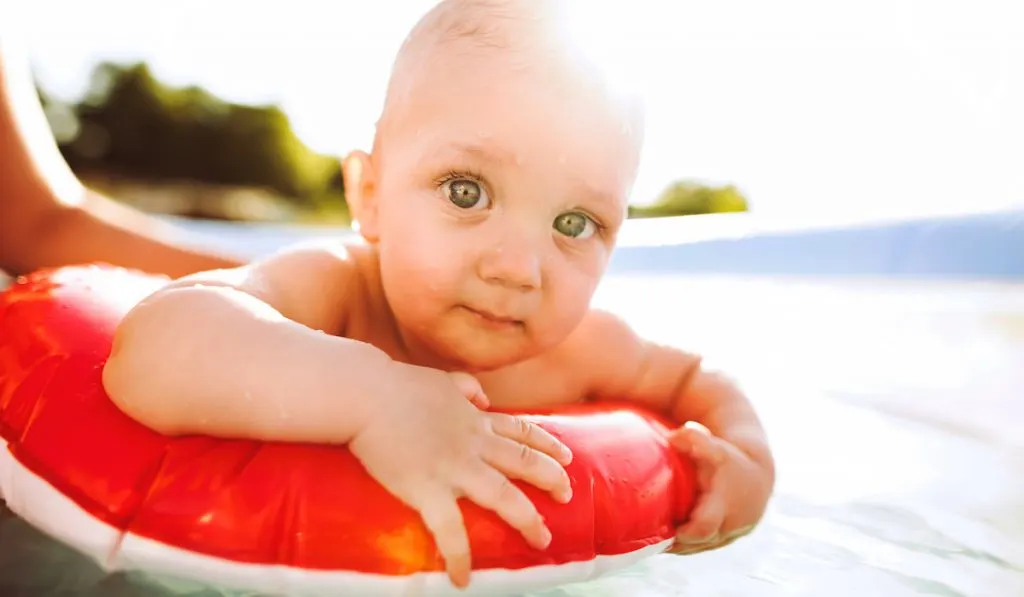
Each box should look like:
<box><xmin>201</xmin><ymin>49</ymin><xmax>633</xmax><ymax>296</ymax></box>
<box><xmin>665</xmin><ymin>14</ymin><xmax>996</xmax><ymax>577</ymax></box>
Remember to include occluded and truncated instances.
<box><xmin>384</xmin><ymin>231</ymin><xmax>452</xmax><ymax>289</ymax></box>
<box><xmin>379</xmin><ymin>252</ymin><xmax>446</xmax><ymax>324</ymax></box>
<box><xmin>391</xmin><ymin>274</ymin><xmax>446</xmax><ymax>321</ymax></box>
<box><xmin>536</xmin><ymin>282</ymin><xmax>593</xmax><ymax>343</ymax></box>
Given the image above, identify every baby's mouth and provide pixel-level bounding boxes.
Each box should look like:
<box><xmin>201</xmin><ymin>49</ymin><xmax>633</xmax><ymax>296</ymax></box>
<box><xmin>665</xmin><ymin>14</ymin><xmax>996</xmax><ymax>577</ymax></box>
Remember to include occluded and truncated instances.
<box><xmin>459</xmin><ymin>305</ymin><xmax>525</xmax><ymax>329</ymax></box>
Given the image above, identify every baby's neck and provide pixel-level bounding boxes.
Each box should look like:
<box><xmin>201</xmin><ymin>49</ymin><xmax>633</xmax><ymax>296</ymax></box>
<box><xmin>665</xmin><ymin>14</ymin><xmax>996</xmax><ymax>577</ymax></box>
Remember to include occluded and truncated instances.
<box><xmin>349</xmin><ymin>243</ymin><xmax>469</xmax><ymax>372</ymax></box>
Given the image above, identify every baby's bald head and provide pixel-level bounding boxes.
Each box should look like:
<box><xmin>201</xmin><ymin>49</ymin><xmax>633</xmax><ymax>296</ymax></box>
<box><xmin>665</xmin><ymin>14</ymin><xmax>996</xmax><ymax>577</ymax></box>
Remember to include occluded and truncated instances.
<box><xmin>388</xmin><ymin>0</ymin><xmax>554</xmax><ymax>94</ymax></box>
<box><xmin>401</xmin><ymin>0</ymin><xmax>542</xmax><ymax>54</ymax></box>
<box><xmin>375</xmin><ymin>0</ymin><xmax>644</xmax><ymax>153</ymax></box>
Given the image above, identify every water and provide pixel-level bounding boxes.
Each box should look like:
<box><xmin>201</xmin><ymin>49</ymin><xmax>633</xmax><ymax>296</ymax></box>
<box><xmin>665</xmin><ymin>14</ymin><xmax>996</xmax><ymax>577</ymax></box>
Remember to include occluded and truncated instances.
<box><xmin>567</xmin><ymin>275</ymin><xmax>1024</xmax><ymax>597</ymax></box>
<box><xmin>2</xmin><ymin>231</ymin><xmax>1022</xmax><ymax>596</ymax></box>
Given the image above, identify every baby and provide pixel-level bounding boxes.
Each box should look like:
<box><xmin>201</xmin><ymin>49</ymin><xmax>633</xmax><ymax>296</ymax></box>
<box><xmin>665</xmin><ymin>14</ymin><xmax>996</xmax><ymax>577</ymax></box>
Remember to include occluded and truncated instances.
<box><xmin>103</xmin><ymin>0</ymin><xmax>775</xmax><ymax>588</ymax></box>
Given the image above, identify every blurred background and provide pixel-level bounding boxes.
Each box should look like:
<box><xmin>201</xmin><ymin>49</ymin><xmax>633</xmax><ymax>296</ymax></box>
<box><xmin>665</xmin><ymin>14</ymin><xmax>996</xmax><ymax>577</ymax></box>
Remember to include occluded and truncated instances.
<box><xmin>14</xmin><ymin>0</ymin><xmax>1023</xmax><ymax>227</ymax></box>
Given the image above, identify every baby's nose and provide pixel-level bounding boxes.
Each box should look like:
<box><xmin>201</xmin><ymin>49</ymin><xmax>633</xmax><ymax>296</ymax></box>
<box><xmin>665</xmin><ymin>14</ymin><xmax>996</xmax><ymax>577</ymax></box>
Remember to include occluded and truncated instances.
<box><xmin>478</xmin><ymin>237</ymin><xmax>542</xmax><ymax>292</ymax></box>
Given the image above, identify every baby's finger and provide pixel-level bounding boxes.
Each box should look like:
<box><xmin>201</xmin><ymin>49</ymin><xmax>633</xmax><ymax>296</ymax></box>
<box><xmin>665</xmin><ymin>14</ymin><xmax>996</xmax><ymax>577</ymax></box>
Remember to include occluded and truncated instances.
<box><xmin>458</xmin><ymin>462</ymin><xmax>552</xmax><ymax>551</ymax></box>
<box><xmin>683</xmin><ymin>420</ymin><xmax>713</xmax><ymax>436</ymax></box>
<box><xmin>671</xmin><ymin>532</ymin><xmax>742</xmax><ymax>556</ymax></box>
<box><xmin>489</xmin><ymin>413</ymin><xmax>573</xmax><ymax>465</ymax></box>
<box><xmin>676</xmin><ymin>486</ymin><xmax>727</xmax><ymax>544</ymax></box>
<box><xmin>447</xmin><ymin>371</ymin><xmax>489</xmax><ymax>409</ymax></box>
<box><xmin>670</xmin><ymin>425</ymin><xmax>725</xmax><ymax>466</ymax></box>
<box><xmin>667</xmin><ymin>426</ymin><xmax>695</xmax><ymax>453</ymax></box>
<box><xmin>667</xmin><ymin>426</ymin><xmax>707</xmax><ymax>458</ymax></box>
<box><xmin>482</xmin><ymin>435</ymin><xmax>573</xmax><ymax>503</ymax></box>
<box><xmin>418</xmin><ymin>491</ymin><xmax>472</xmax><ymax>588</ymax></box>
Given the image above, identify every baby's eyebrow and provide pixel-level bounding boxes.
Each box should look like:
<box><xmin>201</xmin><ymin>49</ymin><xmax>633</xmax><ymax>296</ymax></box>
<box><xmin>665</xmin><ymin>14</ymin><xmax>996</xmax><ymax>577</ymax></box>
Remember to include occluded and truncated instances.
<box><xmin>443</xmin><ymin>141</ymin><xmax>625</xmax><ymax>212</ymax></box>
<box><xmin>446</xmin><ymin>142</ymin><xmax>517</xmax><ymax>165</ymax></box>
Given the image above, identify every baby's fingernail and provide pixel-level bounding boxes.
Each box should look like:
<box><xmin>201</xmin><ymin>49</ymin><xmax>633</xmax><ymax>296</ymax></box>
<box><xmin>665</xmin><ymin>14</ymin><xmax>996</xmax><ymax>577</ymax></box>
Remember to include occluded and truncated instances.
<box><xmin>561</xmin><ymin>447</ymin><xmax>573</xmax><ymax>464</ymax></box>
<box><xmin>539</xmin><ymin>526</ymin><xmax>552</xmax><ymax>547</ymax></box>
<box><xmin>684</xmin><ymin>421</ymin><xmax>710</xmax><ymax>434</ymax></box>
<box><xmin>451</xmin><ymin>569</ymin><xmax>470</xmax><ymax>588</ymax></box>
<box><xmin>557</xmin><ymin>487</ymin><xmax>573</xmax><ymax>503</ymax></box>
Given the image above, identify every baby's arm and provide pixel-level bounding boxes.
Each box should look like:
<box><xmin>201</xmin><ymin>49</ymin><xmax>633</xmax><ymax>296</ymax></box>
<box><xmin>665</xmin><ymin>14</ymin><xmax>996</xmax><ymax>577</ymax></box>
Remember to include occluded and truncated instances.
<box><xmin>575</xmin><ymin>310</ymin><xmax>775</xmax><ymax>550</ymax></box>
<box><xmin>579</xmin><ymin>310</ymin><xmax>771</xmax><ymax>466</ymax></box>
<box><xmin>103</xmin><ymin>241</ymin><xmax>576</xmax><ymax>586</ymax></box>
<box><xmin>102</xmin><ymin>242</ymin><xmax>391</xmax><ymax>444</ymax></box>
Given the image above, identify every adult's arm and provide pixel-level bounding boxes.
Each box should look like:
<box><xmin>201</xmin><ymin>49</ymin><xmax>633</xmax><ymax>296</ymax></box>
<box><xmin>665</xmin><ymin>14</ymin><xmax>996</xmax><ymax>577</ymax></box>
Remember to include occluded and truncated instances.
<box><xmin>0</xmin><ymin>33</ymin><xmax>244</xmax><ymax>278</ymax></box>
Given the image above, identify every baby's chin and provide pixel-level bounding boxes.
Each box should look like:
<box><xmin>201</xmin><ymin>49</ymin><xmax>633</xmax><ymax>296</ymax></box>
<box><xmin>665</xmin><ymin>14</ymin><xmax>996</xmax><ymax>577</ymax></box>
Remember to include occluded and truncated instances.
<box><xmin>426</xmin><ymin>334</ymin><xmax>541</xmax><ymax>374</ymax></box>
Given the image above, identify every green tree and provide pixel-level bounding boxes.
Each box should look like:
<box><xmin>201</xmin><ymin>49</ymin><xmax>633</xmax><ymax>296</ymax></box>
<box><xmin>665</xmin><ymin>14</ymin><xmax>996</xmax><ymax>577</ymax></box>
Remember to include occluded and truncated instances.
<box><xmin>51</xmin><ymin>62</ymin><xmax>344</xmax><ymax>212</ymax></box>
<box><xmin>629</xmin><ymin>181</ymin><xmax>749</xmax><ymax>218</ymax></box>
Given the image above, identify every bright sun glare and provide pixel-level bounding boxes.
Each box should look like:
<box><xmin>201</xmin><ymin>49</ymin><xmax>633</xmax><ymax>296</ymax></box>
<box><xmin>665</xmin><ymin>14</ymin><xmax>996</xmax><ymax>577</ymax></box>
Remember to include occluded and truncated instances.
<box><xmin>553</xmin><ymin>0</ymin><xmax>654</xmax><ymax>96</ymax></box>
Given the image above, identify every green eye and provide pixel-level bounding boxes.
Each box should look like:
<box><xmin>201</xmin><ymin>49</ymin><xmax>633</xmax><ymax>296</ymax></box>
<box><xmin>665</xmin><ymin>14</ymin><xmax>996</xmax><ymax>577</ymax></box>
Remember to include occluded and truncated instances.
<box><xmin>553</xmin><ymin>212</ymin><xmax>596</xmax><ymax>239</ymax></box>
<box><xmin>444</xmin><ymin>179</ymin><xmax>488</xmax><ymax>209</ymax></box>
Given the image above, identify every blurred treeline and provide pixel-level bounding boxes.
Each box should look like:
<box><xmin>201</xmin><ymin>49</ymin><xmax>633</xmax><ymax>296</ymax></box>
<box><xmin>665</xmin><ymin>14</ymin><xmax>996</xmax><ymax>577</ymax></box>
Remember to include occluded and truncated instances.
<box><xmin>630</xmin><ymin>181</ymin><xmax>749</xmax><ymax>219</ymax></box>
<box><xmin>36</xmin><ymin>61</ymin><xmax>748</xmax><ymax>223</ymax></box>
<box><xmin>37</xmin><ymin>62</ymin><xmax>345</xmax><ymax>222</ymax></box>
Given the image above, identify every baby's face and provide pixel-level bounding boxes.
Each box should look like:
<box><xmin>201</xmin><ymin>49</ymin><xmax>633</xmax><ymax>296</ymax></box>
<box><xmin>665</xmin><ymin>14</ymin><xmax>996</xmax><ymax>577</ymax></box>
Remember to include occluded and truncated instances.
<box><xmin>366</xmin><ymin>45</ymin><xmax>642</xmax><ymax>372</ymax></box>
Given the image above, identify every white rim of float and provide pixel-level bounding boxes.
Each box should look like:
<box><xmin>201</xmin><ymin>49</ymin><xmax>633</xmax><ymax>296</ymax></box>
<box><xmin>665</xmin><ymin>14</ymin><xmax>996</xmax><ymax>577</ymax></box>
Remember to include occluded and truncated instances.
<box><xmin>0</xmin><ymin>438</ymin><xmax>669</xmax><ymax>596</ymax></box>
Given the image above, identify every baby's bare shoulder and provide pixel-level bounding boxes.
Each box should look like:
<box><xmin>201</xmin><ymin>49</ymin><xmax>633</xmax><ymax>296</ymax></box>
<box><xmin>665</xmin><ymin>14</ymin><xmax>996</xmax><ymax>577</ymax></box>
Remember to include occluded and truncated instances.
<box><xmin>556</xmin><ymin>308</ymin><xmax>650</xmax><ymax>397</ymax></box>
<box><xmin>563</xmin><ymin>308</ymin><xmax>644</xmax><ymax>356</ymax></box>
<box><xmin>244</xmin><ymin>238</ymin><xmax>370</xmax><ymax>334</ymax></box>
<box><xmin>260</xmin><ymin>238</ymin><xmax>358</xmax><ymax>271</ymax></box>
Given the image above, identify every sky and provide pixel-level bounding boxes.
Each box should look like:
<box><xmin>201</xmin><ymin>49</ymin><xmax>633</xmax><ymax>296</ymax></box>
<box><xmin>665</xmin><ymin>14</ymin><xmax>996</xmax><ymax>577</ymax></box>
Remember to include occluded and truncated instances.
<box><xmin>6</xmin><ymin>0</ymin><xmax>1023</xmax><ymax>217</ymax></box>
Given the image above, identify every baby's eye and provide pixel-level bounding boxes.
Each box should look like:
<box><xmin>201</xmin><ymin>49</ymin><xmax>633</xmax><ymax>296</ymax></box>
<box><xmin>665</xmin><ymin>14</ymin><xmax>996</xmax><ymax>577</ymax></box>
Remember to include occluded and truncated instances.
<box><xmin>443</xmin><ymin>178</ymin><xmax>490</xmax><ymax>210</ymax></box>
<box><xmin>553</xmin><ymin>211</ymin><xmax>597</xmax><ymax>239</ymax></box>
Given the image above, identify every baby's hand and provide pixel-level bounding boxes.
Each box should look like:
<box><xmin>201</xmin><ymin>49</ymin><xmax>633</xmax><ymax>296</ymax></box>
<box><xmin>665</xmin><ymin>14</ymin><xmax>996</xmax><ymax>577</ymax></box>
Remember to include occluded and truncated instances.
<box><xmin>348</xmin><ymin>363</ymin><xmax>574</xmax><ymax>588</ymax></box>
<box><xmin>667</xmin><ymin>422</ymin><xmax>769</xmax><ymax>555</ymax></box>
<box><xmin>445</xmin><ymin>370</ymin><xmax>490</xmax><ymax>410</ymax></box>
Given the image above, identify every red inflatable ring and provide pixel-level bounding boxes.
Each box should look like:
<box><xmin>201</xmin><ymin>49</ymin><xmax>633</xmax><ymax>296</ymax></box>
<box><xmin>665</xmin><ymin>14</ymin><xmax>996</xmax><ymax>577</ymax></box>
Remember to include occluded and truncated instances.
<box><xmin>0</xmin><ymin>265</ymin><xmax>698</xmax><ymax>596</ymax></box>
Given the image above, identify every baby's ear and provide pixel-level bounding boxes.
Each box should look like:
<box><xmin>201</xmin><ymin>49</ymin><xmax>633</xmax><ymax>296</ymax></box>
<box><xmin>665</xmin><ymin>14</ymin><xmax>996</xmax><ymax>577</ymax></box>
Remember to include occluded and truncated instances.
<box><xmin>341</xmin><ymin>150</ymin><xmax>380</xmax><ymax>243</ymax></box>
